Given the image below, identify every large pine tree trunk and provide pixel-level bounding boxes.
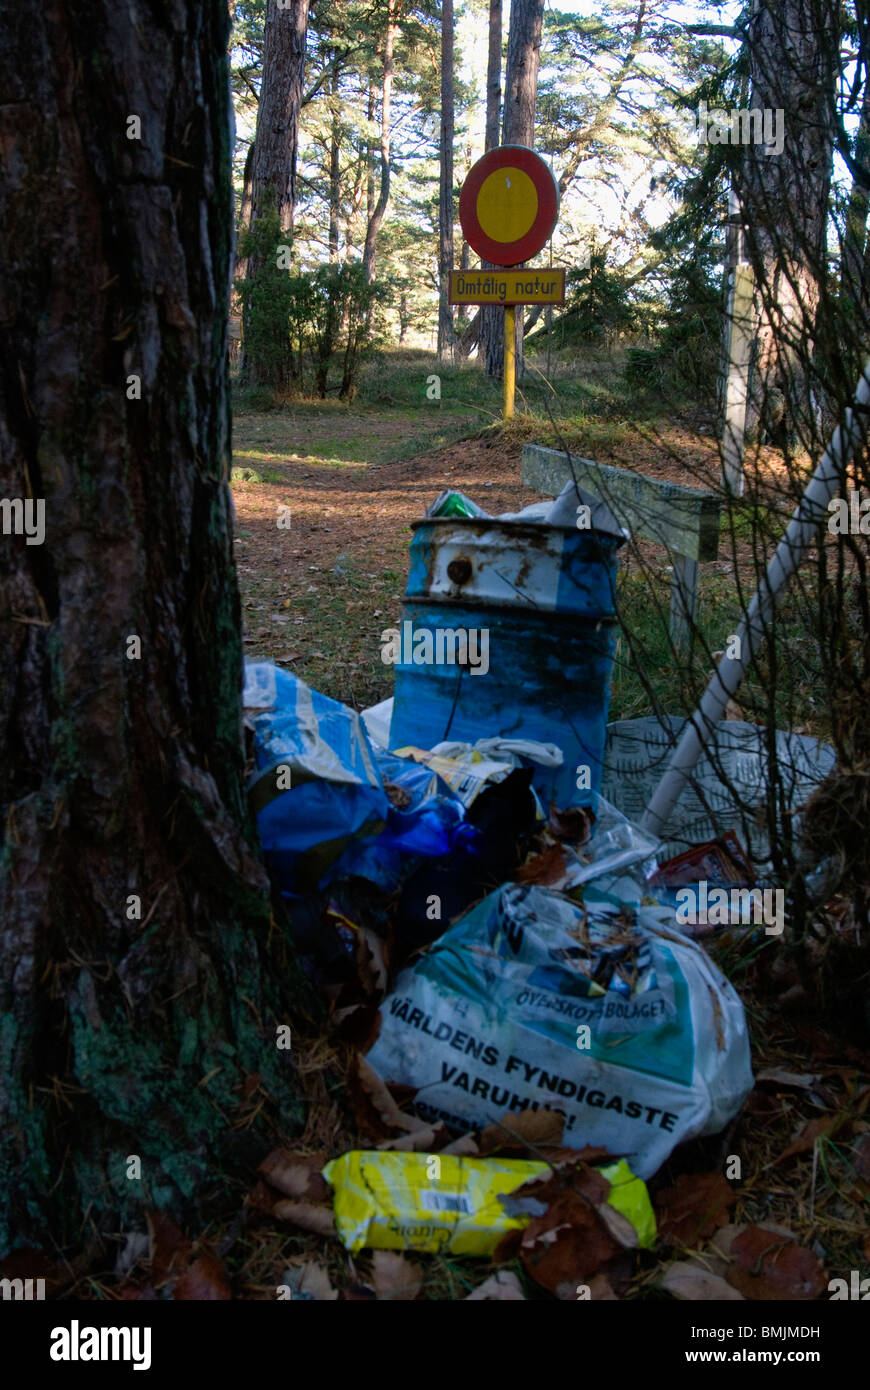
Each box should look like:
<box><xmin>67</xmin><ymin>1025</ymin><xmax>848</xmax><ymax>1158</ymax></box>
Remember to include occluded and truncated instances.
<box><xmin>250</xmin><ymin>0</ymin><xmax>310</xmax><ymax>235</ymax></box>
<box><xmin>328</xmin><ymin>63</ymin><xmax>342</xmax><ymax>264</ymax></box>
<box><xmin>502</xmin><ymin>0</ymin><xmax>545</xmax><ymax>146</ymax></box>
<box><xmin>486</xmin><ymin>0</ymin><xmax>544</xmax><ymax>382</ymax></box>
<box><xmin>841</xmin><ymin>80</ymin><xmax>870</xmax><ymax>315</ymax></box>
<box><xmin>479</xmin><ymin>0</ymin><xmax>503</xmax><ymax>378</ymax></box>
<box><xmin>363</xmin><ymin>0</ymin><xmax>401</xmax><ymax>287</ymax></box>
<box><xmin>242</xmin><ymin>0</ymin><xmax>311</xmax><ymax>384</ymax></box>
<box><xmin>437</xmin><ymin>0</ymin><xmax>456</xmax><ymax>361</ymax></box>
<box><xmin>234</xmin><ymin>140</ymin><xmax>257</xmax><ymax>287</ymax></box>
<box><xmin>0</xmin><ymin>0</ymin><xmax>311</xmax><ymax>1258</ymax></box>
<box><xmin>739</xmin><ymin>0</ymin><xmax>836</xmax><ymax>444</ymax></box>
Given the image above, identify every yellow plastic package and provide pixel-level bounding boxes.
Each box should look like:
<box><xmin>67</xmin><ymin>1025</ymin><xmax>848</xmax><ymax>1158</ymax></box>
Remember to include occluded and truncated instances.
<box><xmin>322</xmin><ymin>1150</ymin><xmax>656</xmax><ymax>1256</ymax></box>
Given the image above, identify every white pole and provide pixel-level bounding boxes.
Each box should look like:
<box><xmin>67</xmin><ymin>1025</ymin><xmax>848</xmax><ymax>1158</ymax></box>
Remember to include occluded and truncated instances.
<box><xmin>642</xmin><ymin>360</ymin><xmax>870</xmax><ymax>838</ymax></box>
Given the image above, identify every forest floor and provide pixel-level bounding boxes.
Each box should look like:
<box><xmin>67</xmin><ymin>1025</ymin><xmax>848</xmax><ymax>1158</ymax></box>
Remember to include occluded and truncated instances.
<box><xmin>231</xmin><ymin>348</ymin><xmax>825</xmax><ymax>734</ymax></box>
<box><xmin>200</xmin><ymin>349</ymin><xmax>870</xmax><ymax>1302</ymax></box>
<box><xmin>58</xmin><ymin>349</ymin><xmax>868</xmax><ymax>1302</ymax></box>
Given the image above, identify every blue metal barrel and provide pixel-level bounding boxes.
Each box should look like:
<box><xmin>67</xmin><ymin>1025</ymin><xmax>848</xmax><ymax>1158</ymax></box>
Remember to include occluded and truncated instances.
<box><xmin>388</xmin><ymin>517</ymin><xmax>621</xmax><ymax>807</ymax></box>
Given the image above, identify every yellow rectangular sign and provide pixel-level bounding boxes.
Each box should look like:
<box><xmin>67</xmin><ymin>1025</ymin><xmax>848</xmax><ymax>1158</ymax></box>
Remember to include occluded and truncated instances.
<box><xmin>448</xmin><ymin>268</ymin><xmax>566</xmax><ymax>306</ymax></box>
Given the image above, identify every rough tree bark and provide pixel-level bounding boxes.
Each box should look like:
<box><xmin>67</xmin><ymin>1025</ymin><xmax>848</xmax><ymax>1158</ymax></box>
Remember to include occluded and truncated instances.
<box><xmin>486</xmin><ymin>0</ymin><xmax>545</xmax><ymax>382</ymax></box>
<box><xmin>485</xmin><ymin>0</ymin><xmax>503</xmax><ymax>153</ymax></box>
<box><xmin>363</xmin><ymin>0</ymin><xmax>401</xmax><ymax>287</ymax></box>
<box><xmin>479</xmin><ymin>0</ymin><xmax>503</xmax><ymax>377</ymax></box>
<box><xmin>366</xmin><ymin>84</ymin><xmax>377</xmax><ymax>227</ymax></box>
<box><xmin>235</xmin><ymin>140</ymin><xmax>257</xmax><ymax>285</ymax></box>
<box><xmin>437</xmin><ymin>0</ymin><xmax>456</xmax><ymax>361</ymax></box>
<box><xmin>841</xmin><ymin>76</ymin><xmax>870</xmax><ymax>314</ymax></box>
<box><xmin>242</xmin><ymin>0</ymin><xmax>311</xmax><ymax>383</ymax></box>
<box><xmin>250</xmin><ymin>0</ymin><xmax>310</xmax><ymax>235</ymax></box>
<box><xmin>738</xmin><ymin>0</ymin><xmax>837</xmax><ymax>444</ymax></box>
<box><xmin>502</xmin><ymin>0</ymin><xmax>545</xmax><ymax>146</ymax></box>
<box><xmin>0</xmin><ymin>0</ymin><xmax>311</xmax><ymax>1256</ymax></box>
<box><xmin>328</xmin><ymin>63</ymin><xmax>342</xmax><ymax>264</ymax></box>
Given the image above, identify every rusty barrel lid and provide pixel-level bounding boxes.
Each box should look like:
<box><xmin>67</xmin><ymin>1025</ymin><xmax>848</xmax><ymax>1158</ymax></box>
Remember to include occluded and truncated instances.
<box><xmin>406</xmin><ymin>516</ymin><xmax>620</xmax><ymax>619</ymax></box>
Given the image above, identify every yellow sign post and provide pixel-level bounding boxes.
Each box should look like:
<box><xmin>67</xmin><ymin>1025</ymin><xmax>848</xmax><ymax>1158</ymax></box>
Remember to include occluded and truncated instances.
<box><xmin>504</xmin><ymin>306</ymin><xmax>517</xmax><ymax>421</ymax></box>
<box><xmin>456</xmin><ymin>146</ymin><xmax>562</xmax><ymax>425</ymax></box>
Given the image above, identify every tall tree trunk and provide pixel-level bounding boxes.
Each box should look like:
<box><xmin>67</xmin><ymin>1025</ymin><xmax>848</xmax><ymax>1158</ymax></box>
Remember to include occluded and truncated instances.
<box><xmin>234</xmin><ymin>140</ymin><xmax>257</xmax><ymax>289</ymax></box>
<box><xmin>250</xmin><ymin>0</ymin><xmax>310</xmax><ymax>235</ymax></box>
<box><xmin>502</xmin><ymin>0</ymin><xmax>545</xmax><ymax>147</ymax></box>
<box><xmin>0</xmin><ymin>0</ymin><xmax>310</xmax><ymax>1256</ymax></box>
<box><xmin>328</xmin><ymin>64</ymin><xmax>342</xmax><ymax>264</ymax></box>
<box><xmin>438</xmin><ymin>0</ymin><xmax>456</xmax><ymax>361</ymax></box>
<box><xmin>480</xmin><ymin>0</ymin><xmax>504</xmax><ymax>377</ymax></box>
<box><xmin>841</xmin><ymin>77</ymin><xmax>870</xmax><ymax>313</ymax></box>
<box><xmin>242</xmin><ymin>0</ymin><xmax>311</xmax><ymax>384</ymax></box>
<box><xmin>738</xmin><ymin>0</ymin><xmax>837</xmax><ymax>444</ymax></box>
<box><xmin>455</xmin><ymin>201</ymin><xmax>473</xmax><ymax>348</ymax></box>
<box><xmin>363</xmin><ymin>0</ymin><xmax>401</xmax><ymax>287</ymax></box>
<box><xmin>366</xmin><ymin>85</ymin><xmax>377</xmax><ymax>227</ymax></box>
<box><xmin>487</xmin><ymin>0</ymin><xmax>545</xmax><ymax>382</ymax></box>
<box><xmin>486</xmin><ymin>0</ymin><xmax>503</xmax><ymax>152</ymax></box>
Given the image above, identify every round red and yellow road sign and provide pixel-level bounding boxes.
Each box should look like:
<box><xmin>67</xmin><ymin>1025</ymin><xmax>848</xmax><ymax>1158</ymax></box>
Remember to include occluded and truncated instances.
<box><xmin>459</xmin><ymin>145</ymin><xmax>559</xmax><ymax>267</ymax></box>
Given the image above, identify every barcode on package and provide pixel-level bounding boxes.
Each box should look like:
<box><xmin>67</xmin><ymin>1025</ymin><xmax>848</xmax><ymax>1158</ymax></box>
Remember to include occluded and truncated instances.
<box><xmin>419</xmin><ymin>1191</ymin><xmax>473</xmax><ymax>1214</ymax></box>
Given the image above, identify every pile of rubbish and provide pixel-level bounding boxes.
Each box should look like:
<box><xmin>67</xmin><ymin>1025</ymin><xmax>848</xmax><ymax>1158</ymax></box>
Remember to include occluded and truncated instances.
<box><xmin>240</xmin><ymin>483</ymin><xmax>834</xmax><ymax>1276</ymax></box>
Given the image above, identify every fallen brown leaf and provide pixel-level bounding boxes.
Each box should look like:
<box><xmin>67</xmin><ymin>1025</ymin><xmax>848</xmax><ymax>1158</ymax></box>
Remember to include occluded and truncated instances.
<box><xmin>258</xmin><ymin>1149</ymin><xmax>331</xmax><ymax>1202</ymax></box>
<box><xmin>656</xmin><ymin>1172</ymin><xmax>737</xmax><ymax>1248</ymax></box>
<box><xmin>757</xmin><ymin>1068</ymin><xmax>822</xmax><ymax>1090</ymax></box>
<box><xmin>660</xmin><ymin>1262</ymin><xmax>745</xmax><ymax>1301</ymax></box>
<box><xmin>501</xmin><ymin>1158</ymin><xmax>610</xmax><ymax>1218</ymax></box>
<box><xmin>726</xmin><ymin>1227</ymin><xmax>826</xmax><ymax>1301</ymax></box>
<box><xmin>173</xmin><ymin>1251</ymin><xmax>231</xmax><ymax>1301</ymax></box>
<box><xmin>548</xmin><ymin>803</ymin><xmax>595</xmax><ymax>845</ymax></box>
<box><xmin>348</xmin><ymin>1054</ymin><xmax>431</xmax><ymax>1141</ymax></box>
<box><xmin>777</xmin><ymin>1114</ymin><xmax>843</xmax><ymax>1162</ymax></box>
<box><xmin>440</xmin><ymin>1134</ymin><xmax>481</xmax><ymax>1156</ymax></box>
<box><xmin>465</xmin><ymin>1271</ymin><xmax>526</xmax><ymax>1301</ymax></box>
<box><xmin>479</xmin><ymin>1107</ymin><xmax>565</xmax><ymax>1155</ymax></box>
<box><xmin>513</xmin><ymin>843</ymin><xmax>570</xmax><ymax>886</ymax></box>
<box><xmin>147</xmin><ymin>1210</ymin><xmax>191</xmax><ymax>1284</ymax></box>
<box><xmin>296</xmin><ymin>1262</ymin><xmax>339</xmax><ymax>1301</ymax></box>
<box><xmin>357</xmin><ymin>925</ymin><xmax>389</xmax><ymax>998</ymax></box>
<box><xmin>378</xmin><ymin>1123</ymin><xmax>449</xmax><ymax>1152</ymax></box>
<box><xmin>370</xmin><ymin>1250</ymin><xmax>423</xmax><ymax>1301</ymax></box>
<box><xmin>272</xmin><ymin>1199</ymin><xmax>337</xmax><ymax>1237</ymax></box>
<box><xmin>519</xmin><ymin>1191</ymin><xmax>621</xmax><ymax>1299</ymax></box>
<box><xmin>586</xmin><ymin>1274</ymin><xmax>619</xmax><ymax>1300</ymax></box>
<box><xmin>595</xmin><ymin>1200</ymin><xmax>639</xmax><ymax>1249</ymax></box>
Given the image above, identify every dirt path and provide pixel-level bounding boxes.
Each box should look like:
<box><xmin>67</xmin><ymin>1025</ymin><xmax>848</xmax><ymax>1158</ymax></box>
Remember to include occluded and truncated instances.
<box><xmin>231</xmin><ymin>403</ymin><xmax>786</xmax><ymax>713</ymax></box>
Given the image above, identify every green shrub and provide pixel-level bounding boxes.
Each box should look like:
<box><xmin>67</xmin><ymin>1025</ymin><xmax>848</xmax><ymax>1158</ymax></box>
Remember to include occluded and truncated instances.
<box><xmin>235</xmin><ymin>193</ymin><xmax>385</xmax><ymax>398</ymax></box>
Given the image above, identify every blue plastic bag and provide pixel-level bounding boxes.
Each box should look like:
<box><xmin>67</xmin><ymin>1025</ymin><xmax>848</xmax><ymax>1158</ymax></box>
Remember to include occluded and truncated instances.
<box><xmin>246</xmin><ymin>663</ymin><xmax>390</xmax><ymax>890</ymax></box>
<box><xmin>245</xmin><ymin>664</ymin><xmax>477</xmax><ymax>895</ymax></box>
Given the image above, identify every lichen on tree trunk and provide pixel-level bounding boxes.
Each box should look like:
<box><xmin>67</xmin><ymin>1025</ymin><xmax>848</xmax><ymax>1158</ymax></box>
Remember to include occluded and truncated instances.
<box><xmin>0</xmin><ymin>0</ymin><xmax>315</xmax><ymax>1257</ymax></box>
